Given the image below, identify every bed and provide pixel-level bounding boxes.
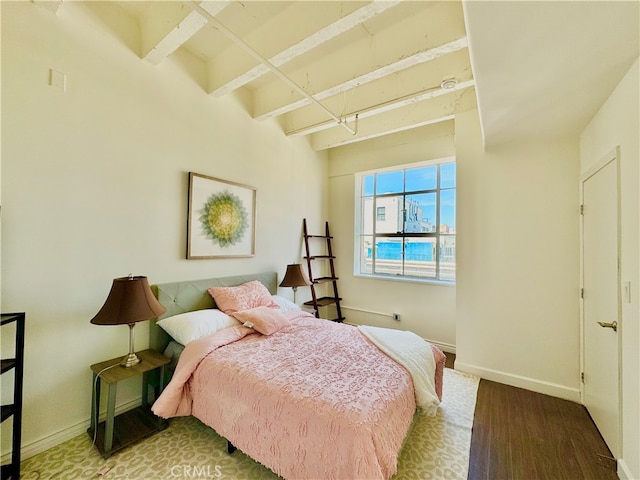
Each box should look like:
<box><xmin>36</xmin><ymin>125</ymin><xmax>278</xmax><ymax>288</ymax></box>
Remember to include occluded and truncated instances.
<box><xmin>149</xmin><ymin>272</ymin><xmax>445</xmax><ymax>480</ymax></box>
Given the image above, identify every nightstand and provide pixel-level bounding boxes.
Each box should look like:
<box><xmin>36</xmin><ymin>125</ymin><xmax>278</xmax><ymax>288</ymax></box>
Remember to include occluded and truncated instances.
<box><xmin>88</xmin><ymin>349</ymin><xmax>170</xmax><ymax>458</ymax></box>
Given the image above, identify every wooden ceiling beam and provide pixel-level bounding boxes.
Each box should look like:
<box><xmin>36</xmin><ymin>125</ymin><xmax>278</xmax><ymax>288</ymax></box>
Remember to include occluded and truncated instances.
<box><xmin>255</xmin><ymin>36</ymin><xmax>468</xmax><ymax>121</ymax></box>
<box><xmin>287</xmin><ymin>80</ymin><xmax>476</xmax><ymax>137</ymax></box>
<box><xmin>142</xmin><ymin>1</ymin><xmax>231</xmax><ymax>66</ymax></box>
<box><xmin>251</xmin><ymin>1</ymin><xmax>466</xmax><ymax>121</ymax></box>
<box><xmin>208</xmin><ymin>0</ymin><xmax>401</xmax><ymax>98</ymax></box>
<box><xmin>282</xmin><ymin>49</ymin><xmax>474</xmax><ymax>136</ymax></box>
<box><xmin>310</xmin><ymin>87</ymin><xmax>477</xmax><ymax>150</ymax></box>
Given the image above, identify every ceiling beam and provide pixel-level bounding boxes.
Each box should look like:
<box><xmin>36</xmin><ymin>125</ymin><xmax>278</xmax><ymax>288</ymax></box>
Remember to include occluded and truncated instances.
<box><xmin>251</xmin><ymin>1</ymin><xmax>466</xmax><ymax>121</ymax></box>
<box><xmin>282</xmin><ymin>48</ymin><xmax>473</xmax><ymax>136</ymax></box>
<box><xmin>255</xmin><ymin>36</ymin><xmax>468</xmax><ymax>121</ymax></box>
<box><xmin>310</xmin><ymin>87</ymin><xmax>477</xmax><ymax>151</ymax></box>
<box><xmin>142</xmin><ymin>1</ymin><xmax>231</xmax><ymax>66</ymax></box>
<box><xmin>287</xmin><ymin>80</ymin><xmax>476</xmax><ymax>137</ymax></box>
<box><xmin>190</xmin><ymin>1</ymin><xmax>358</xmax><ymax>136</ymax></box>
<box><xmin>208</xmin><ymin>0</ymin><xmax>401</xmax><ymax>98</ymax></box>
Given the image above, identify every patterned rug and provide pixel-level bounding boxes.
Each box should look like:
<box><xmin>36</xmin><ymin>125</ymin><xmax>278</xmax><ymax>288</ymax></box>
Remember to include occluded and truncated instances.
<box><xmin>21</xmin><ymin>369</ymin><xmax>479</xmax><ymax>480</ymax></box>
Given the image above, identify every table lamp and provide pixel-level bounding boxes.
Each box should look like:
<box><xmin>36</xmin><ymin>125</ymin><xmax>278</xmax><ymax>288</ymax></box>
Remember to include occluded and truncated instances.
<box><xmin>279</xmin><ymin>264</ymin><xmax>311</xmax><ymax>303</ymax></box>
<box><xmin>90</xmin><ymin>275</ymin><xmax>166</xmax><ymax>367</ymax></box>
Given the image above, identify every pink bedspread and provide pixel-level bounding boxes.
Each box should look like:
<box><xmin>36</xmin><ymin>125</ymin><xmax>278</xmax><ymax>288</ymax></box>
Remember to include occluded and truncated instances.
<box><xmin>153</xmin><ymin>312</ymin><xmax>443</xmax><ymax>480</ymax></box>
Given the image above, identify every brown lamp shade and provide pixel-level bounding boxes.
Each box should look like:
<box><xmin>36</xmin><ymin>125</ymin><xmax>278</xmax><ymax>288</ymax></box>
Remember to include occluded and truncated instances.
<box><xmin>90</xmin><ymin>276</ymin><xmax>166</xmax><ymax>326</ymax></box>
<box><xmin>279</xmin><ymin>264</ymin><xmax>311</xmax><ymax>289</ymax></box>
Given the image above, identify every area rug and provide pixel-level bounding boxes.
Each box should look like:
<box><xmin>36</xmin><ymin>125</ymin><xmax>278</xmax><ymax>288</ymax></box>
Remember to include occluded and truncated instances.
<box><xmin>21</xmin><ymin>369</ymin><xmax>479</xmax><ymax>480</ymax></box>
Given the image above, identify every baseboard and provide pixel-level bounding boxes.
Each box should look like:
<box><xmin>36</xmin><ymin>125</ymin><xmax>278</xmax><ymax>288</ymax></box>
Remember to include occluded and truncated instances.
<box><xmin>617</xmin><ymin>458</ymin><xmax>635</xmax><ymax>480</ymax></box>
<box><xmin>0</xmin><ymin>397</ymin><xmax>142</xmax><ymax>463</ymax></box>
<box><xmin>455</xmin><ymin>362</ymin><xmax>580</xmax><ymax>402</ymax></box>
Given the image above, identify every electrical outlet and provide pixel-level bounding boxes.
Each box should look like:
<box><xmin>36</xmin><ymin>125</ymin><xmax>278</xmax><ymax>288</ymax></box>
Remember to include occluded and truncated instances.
<box><xmin>392</xmin><ymin>313</ymin><xmax>400</xmax><ymax>321</ymax></box>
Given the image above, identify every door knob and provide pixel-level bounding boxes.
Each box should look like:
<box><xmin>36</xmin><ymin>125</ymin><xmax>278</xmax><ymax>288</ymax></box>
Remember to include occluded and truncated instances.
<box><xmin>597</xmin><ymin>321</ymin><xmax>618</xmax><ymax>332</ymax></box>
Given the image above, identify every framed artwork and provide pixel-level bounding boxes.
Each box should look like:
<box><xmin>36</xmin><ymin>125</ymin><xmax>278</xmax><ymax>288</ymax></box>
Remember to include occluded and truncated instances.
<box><xmin>187</xmin><ymin>172</ymin><xmax>256</xmax><ymax>259</ymax></box>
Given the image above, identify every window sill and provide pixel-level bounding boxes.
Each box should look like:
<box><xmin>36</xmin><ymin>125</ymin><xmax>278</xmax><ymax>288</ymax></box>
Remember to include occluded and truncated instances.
<box><xmin>353</xmin><ymin>273</ymin><xmax>455</xmax><ymax>287</ymax></box>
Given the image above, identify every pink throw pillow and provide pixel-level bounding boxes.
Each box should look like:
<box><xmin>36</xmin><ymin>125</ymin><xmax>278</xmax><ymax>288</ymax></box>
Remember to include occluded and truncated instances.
<box><xmin>208</xmin><ymin>280</ymin><xmax>278</xmax><ymax>315</ymax></box>
<box><xmin>232</xmin><ymin>306</ymin><xmax>290</xmax><ymax>335</ymax></box>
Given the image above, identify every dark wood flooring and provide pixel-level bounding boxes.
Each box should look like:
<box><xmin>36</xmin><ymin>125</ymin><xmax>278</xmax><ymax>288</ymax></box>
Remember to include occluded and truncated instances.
<box><xmin>442</xmin><ymin>353</ymin><xmax>617</xmax><ymax>480</ymax></box>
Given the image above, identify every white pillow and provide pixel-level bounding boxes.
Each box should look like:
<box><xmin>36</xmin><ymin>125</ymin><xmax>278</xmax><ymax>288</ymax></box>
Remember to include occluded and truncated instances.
<box><xmin>271</xmin><ymin>295</ymin><xmax>302</xmax><ymax>312</ymax></box>
<box><xmin>156</xmin><ymin>309</ymin><xmax>240</xmax><ymax>345</ymax></box>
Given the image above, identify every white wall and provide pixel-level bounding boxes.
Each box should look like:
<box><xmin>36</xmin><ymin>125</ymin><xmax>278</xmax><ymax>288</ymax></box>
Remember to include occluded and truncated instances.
<box><xmin>1</xmin><ymin>2</ymin><xmax>327</xmax><ymax>458</ymax></box>
<box><xmin>455</xmin><ymin>109</ymin><xmax>581</xmax><ymax>401</ymax></box>
<box><xmin>580</xmin><ymin>58</ymin><xmax>639</xmax><ymax>480</ymax></box>
<box><xmin>327</xmin><ymin>121</ymin><xmax>457</xmax><ymax>349</ymax></box>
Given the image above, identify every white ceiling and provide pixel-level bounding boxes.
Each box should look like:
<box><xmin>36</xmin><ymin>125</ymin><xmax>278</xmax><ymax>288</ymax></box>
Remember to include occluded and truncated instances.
<box><xmin>41</xmin><ymin>1</ymin><xmax>639</xmax><ymax>151</ymax></box>
<box><xmin>464</xmin><ymin>0</ymin><xmax>639</xmax><ymax>148</ymax></box>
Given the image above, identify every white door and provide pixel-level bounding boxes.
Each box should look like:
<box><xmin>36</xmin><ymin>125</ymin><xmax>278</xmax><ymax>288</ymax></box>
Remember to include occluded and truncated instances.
<box><xmin>581</xmin><ymin>152</ymin><xmax>619</xmax><ymax>457</ymax></box>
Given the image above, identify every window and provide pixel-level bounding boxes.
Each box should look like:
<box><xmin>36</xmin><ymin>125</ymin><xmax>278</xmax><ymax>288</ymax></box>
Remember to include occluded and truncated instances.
<box><xmin>355</xmin><ymin>159</ymin><xmax>455</xmax><ymax>283</ymax></box>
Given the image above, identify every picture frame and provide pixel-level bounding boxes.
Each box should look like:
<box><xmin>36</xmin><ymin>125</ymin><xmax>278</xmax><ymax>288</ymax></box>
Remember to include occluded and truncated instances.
<box><xmin>187</xmin><ymin>172</ymin><xmax>256</xmax><ymax>259</ymax></box>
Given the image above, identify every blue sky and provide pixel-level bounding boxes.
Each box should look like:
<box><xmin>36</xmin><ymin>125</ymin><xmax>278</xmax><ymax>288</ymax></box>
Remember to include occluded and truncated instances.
<box><xmin>363</xmin><ymin>163</ymin><xmax>456</xmax><ymax>227</ymax></box>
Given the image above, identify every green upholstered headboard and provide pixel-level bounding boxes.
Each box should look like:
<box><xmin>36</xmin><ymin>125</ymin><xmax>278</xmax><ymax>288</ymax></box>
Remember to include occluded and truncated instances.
<box><xmin>149</xmin><ymin>271</ymin><xmax>278</xmax><ymax>353</ymax></box>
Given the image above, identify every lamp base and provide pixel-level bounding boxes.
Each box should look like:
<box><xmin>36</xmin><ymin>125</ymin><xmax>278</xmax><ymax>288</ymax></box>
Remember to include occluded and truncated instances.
<box><xmin>120</xmin><ymin>322</ymin><xmax>140</xmax><ymax>367</ymax></box>
<box><xmin>120</xmin><ymin>352</ymin><xmax>141</xmax><ymax>368</ymax></box>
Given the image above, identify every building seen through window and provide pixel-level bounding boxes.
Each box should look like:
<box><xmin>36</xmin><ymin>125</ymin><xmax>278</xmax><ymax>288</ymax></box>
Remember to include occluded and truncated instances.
<box><xmin>356</xmin><ymin>160</ymin><xmax>455</xmax><ymax>282</ymax></box>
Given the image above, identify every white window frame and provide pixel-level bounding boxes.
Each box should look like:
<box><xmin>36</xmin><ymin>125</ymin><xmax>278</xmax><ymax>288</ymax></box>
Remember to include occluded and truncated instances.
<box><xmin>354</xmin><ymin>157</ymin><xmax>456</xmax><ymax>285</ymax></box>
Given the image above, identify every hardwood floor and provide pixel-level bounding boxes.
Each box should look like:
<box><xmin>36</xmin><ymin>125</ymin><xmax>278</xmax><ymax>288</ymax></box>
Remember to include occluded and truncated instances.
<box><xmin>442</xmin><ymin>353</ymin><xmax>618</xmax><ymax>480</ymax></box>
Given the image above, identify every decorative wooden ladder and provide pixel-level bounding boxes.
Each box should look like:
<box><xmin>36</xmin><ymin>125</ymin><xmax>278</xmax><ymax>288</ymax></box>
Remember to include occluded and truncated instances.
<box><xmin>1</xmin><ymin>312</ymin><xmax>25</xmax><ymax>480</ymax></box>
<box><xmin>302</xmin><ymin>219</ymin><xmax>344</xmax><ymax>322</ymax></box>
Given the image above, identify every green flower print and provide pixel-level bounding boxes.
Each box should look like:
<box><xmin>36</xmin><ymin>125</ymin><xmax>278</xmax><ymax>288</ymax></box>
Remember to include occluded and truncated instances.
<box><xmin>199</xmin><ymin>190</ymin><xmax>248</xmax><ymax>247</ymax></box>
